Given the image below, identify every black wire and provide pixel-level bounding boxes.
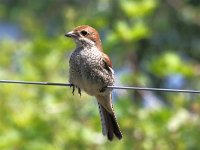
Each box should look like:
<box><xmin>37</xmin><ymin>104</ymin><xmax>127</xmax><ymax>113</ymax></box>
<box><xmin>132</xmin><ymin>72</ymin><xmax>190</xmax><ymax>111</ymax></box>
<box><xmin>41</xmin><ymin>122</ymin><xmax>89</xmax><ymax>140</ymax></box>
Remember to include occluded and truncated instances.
<box><xmin>0</xmin><ymin>79</ymin><xmax>200</xmax><ymax>93</ymax></box>
<box><xmin>0</xmin><ymin>80</ymin><xmax>72</xmax><ymax>86</ymax></box>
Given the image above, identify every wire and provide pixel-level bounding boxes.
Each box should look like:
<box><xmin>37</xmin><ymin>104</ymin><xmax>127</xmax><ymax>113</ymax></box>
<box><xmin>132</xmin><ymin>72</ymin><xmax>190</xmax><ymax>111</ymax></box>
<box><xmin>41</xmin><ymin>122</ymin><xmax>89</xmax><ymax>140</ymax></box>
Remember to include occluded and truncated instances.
<box><xmin>0</xmin><ymin>80</ymin><xmax>71</xmax><ymax>86</ymax></box>
<box><xmin>107</xmin><ymin>86</ymin><xmax>200</xmax><ymax>93</ymax></box>
<box><xmin>0</xmin><ymin>79</ymin><xmax>200</xmax><ymax>94</ymax></box>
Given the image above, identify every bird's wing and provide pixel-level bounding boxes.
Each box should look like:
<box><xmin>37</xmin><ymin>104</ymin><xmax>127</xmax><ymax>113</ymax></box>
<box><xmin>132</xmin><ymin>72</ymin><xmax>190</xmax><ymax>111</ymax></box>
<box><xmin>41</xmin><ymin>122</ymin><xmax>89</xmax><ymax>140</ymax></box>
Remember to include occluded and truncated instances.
<box><xmin>102</xmin><ymin>53</ymin><xmax>114</xmax><ymax>74</ymax></box>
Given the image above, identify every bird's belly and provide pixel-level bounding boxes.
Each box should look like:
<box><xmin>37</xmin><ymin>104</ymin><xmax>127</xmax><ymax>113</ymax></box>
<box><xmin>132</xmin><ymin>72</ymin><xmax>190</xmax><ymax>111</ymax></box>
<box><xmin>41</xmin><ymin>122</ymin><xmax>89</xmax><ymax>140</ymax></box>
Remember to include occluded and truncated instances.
<box><xmin>70</xmin><ymin>69</ymin><xmax>103</xmax><ymax>95</ymax></box>
<box><xmin>82</xmin><ymin>81</ymin><xmax>101</xmax><ymax>96</ymax></box>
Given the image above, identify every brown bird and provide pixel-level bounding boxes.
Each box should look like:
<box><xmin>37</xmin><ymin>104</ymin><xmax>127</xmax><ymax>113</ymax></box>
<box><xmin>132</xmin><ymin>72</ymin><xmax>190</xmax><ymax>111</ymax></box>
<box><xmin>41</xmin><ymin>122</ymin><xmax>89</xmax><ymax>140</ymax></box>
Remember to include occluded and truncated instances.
<box><xmin>65</xmin><ymin>25</ymin><xmax>122</xmax><ymax>141</ymax></box>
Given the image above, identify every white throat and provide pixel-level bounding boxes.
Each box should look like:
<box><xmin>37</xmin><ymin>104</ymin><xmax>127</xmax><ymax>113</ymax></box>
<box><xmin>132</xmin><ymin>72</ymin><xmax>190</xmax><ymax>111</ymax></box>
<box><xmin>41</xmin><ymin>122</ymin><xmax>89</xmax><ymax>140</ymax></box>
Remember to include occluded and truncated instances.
<box><xmin>75</xmin><ymin>37</ymin><xmax>96</xmax><ymax>48</ymax></box>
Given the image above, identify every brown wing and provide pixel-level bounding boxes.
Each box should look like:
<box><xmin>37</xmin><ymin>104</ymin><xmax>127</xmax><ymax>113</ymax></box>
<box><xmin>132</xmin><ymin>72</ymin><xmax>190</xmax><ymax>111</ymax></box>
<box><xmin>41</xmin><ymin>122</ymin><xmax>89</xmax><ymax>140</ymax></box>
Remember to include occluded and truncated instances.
<box><xmin>103</xmin><ymin>53</ymin><xmax>112</xmax><ymax>68</ymax></box>
<box><xmin>102</xmin><ymin>53</ymin><xmax>114</xmax><ymax>74</ymax></box>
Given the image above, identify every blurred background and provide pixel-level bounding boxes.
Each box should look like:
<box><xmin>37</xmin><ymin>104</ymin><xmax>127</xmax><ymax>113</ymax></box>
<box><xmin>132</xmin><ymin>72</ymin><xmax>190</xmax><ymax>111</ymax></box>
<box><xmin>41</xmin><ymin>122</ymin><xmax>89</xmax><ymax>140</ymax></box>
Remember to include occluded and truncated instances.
<box><xmin>0</xmin><ymin>0</ymin><xmax>200</xmax><ymax>149</ymax></box>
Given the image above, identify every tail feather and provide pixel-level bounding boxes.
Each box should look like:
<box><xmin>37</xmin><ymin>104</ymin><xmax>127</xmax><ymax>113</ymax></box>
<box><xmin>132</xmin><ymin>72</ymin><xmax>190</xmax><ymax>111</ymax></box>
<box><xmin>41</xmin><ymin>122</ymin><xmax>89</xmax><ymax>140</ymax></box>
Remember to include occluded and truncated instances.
<box><xmin>98</xmin><ymin>103</ymin><xmax>122</xmax><ymax>141</ymax></box>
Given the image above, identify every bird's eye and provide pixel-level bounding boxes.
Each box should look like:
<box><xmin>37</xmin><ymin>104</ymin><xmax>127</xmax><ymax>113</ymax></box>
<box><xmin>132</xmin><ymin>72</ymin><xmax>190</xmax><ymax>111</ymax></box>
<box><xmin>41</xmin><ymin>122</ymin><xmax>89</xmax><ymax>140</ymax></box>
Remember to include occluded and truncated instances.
<box><xmin>80</xmin><ymin>30</ymin><xmax>88</xmax><ymax>36</ymax></box>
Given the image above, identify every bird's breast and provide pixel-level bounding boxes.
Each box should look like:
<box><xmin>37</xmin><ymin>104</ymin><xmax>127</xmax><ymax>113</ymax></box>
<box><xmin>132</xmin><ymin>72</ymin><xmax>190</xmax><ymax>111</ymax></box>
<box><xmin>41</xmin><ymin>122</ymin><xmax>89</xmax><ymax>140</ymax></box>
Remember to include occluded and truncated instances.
<box><xmin>69</xmin><ymin>47</ymin><xmax>114</xmax><ymax>96</ymax></box>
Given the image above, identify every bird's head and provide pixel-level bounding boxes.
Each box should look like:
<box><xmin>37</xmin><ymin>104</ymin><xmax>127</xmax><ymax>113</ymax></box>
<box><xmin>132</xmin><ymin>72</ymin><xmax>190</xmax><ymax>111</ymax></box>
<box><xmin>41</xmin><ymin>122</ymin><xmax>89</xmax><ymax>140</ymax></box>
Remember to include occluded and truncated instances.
<box><xmin>65</xmin><ymin>25</ymin><xmax>102</xmax><ymax>50</ymax></box>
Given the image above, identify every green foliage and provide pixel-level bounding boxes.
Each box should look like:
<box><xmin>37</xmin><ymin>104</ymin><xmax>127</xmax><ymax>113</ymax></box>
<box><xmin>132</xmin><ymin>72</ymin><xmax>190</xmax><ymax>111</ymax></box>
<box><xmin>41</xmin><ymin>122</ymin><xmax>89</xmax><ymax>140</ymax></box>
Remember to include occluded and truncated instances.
<box><xmin>0</xmin><ymin>0</ymin><xmax>200</xmax><ymax>149</ymax></box>
<box><xmin>149</xmin><ymin>52</ymin><xmax>194</xmax><ymax>77</ymax></box>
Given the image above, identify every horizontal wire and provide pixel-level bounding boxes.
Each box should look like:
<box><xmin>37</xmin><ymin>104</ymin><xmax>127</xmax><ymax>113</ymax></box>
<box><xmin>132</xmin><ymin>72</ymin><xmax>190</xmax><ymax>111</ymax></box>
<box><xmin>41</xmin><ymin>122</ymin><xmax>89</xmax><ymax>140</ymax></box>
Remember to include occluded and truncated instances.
<box><xmin>107</xmin><ymin>86</ymin><xmax>200</xmax><ymax>93</ymax></box>
<box><xmin>0</xmin><ymin>79</ymin><xmax>200</xmax><ymax>94</ymax></box>
<box><xmin>0</xmin><ymin>80</ymin><xmax>72</xmax><ymax>86</ymax></box>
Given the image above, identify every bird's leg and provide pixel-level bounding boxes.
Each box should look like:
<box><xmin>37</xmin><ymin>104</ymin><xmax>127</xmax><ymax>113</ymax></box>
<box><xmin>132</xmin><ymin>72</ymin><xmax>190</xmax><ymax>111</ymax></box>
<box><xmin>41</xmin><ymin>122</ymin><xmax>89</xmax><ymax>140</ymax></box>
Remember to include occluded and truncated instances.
<box><xmin>77</xmin><ymin>87</ymin><xmax>81</xmax><ymax>97</ymax></box>
<box><xmin>70</xmin><ymin>84</ymin><xmax>75</xmax><ymax>95</ymax></box>
<box><xmin>99</xmin><ymin>86</ymin><xmax>107</xmax><ymax>92</ymax></box>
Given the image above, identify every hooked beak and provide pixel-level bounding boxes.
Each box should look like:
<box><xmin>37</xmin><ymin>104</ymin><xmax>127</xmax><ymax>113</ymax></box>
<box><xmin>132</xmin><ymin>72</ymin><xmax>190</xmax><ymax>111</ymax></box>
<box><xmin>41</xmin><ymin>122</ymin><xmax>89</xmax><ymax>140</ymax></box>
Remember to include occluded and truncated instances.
<box><xmin>65</xmin><ymin>31</ymin><xmax>77</xmax><ymax>38</ymax></box>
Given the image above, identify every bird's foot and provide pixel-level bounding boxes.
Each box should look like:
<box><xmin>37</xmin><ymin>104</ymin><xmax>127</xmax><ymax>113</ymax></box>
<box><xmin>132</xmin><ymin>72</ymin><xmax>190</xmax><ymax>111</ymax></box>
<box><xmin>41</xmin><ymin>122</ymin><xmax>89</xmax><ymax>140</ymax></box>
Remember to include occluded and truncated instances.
<box><xmin>70</xmin><ymin>84</ymin><xmax>81</xmax><ymax>96</ymax></box>
<box><xmin>99</xmin><ymin>86</ymin><xmax>107</xmax><ymax>92</ymax></box>
<box><xmin>70</xmin><ymin>84</ymin><xmax>75</xmax><ymax>95</ymax></box>
<box><xmin>78</xmin><ymin>87</ymin><xmax>81</xmax><ymax>97</ymax></box>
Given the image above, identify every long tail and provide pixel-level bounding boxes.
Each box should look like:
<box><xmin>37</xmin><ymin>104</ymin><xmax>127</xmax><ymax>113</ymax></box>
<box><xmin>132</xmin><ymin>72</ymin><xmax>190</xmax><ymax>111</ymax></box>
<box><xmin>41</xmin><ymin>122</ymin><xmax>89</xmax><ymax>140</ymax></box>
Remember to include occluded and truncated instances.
<box><xmin>98</xmin><ymin>103</ymin><xmax>122</xmax><ymax>141</ymax></box>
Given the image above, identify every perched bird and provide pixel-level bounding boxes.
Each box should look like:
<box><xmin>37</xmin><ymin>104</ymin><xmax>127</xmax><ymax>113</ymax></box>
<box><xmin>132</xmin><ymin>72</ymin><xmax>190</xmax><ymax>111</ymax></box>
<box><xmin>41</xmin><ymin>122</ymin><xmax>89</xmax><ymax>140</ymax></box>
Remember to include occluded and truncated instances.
<box><xmin>65</xmin><ymin>25</ymin><xmax>122</xmax><ymax>141</ymax></box>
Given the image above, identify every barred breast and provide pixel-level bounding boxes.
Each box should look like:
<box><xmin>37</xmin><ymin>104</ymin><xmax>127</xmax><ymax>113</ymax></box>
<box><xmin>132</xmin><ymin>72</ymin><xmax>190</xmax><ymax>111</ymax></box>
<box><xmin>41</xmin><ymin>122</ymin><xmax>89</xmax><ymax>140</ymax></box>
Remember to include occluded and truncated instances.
<box><xmin>69</xmin><ymin>46</ymin><xmax>114</xmax><ymax>96</ymax></box>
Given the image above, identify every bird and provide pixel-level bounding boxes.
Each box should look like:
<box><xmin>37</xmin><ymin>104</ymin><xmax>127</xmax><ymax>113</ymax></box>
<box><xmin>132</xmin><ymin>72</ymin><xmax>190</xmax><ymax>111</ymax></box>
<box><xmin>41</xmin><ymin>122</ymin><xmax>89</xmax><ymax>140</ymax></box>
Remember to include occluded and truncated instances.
<box><xmin>65</xmin><ymin>25</ymin><xmax>122</xmax><ymax>141</ymax></box>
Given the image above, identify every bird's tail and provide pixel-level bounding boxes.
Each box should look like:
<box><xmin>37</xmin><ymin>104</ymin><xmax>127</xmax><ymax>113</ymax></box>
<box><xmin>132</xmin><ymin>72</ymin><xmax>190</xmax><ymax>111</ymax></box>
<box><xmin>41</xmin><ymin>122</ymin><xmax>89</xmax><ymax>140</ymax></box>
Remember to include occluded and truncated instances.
<box><xmin>98</xmin><ymin>102</ymin><xmax>122</xmax><ymax>141</ymax></box>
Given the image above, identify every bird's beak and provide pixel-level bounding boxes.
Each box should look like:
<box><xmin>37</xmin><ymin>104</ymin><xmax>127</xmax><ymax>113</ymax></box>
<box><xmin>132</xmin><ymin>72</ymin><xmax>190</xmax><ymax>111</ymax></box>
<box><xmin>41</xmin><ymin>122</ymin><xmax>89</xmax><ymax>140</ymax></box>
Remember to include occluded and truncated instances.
<box><xmin>65</xmin><ymin>31</ymin><xmax>77</xmax><ymax>38</ymax></box>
